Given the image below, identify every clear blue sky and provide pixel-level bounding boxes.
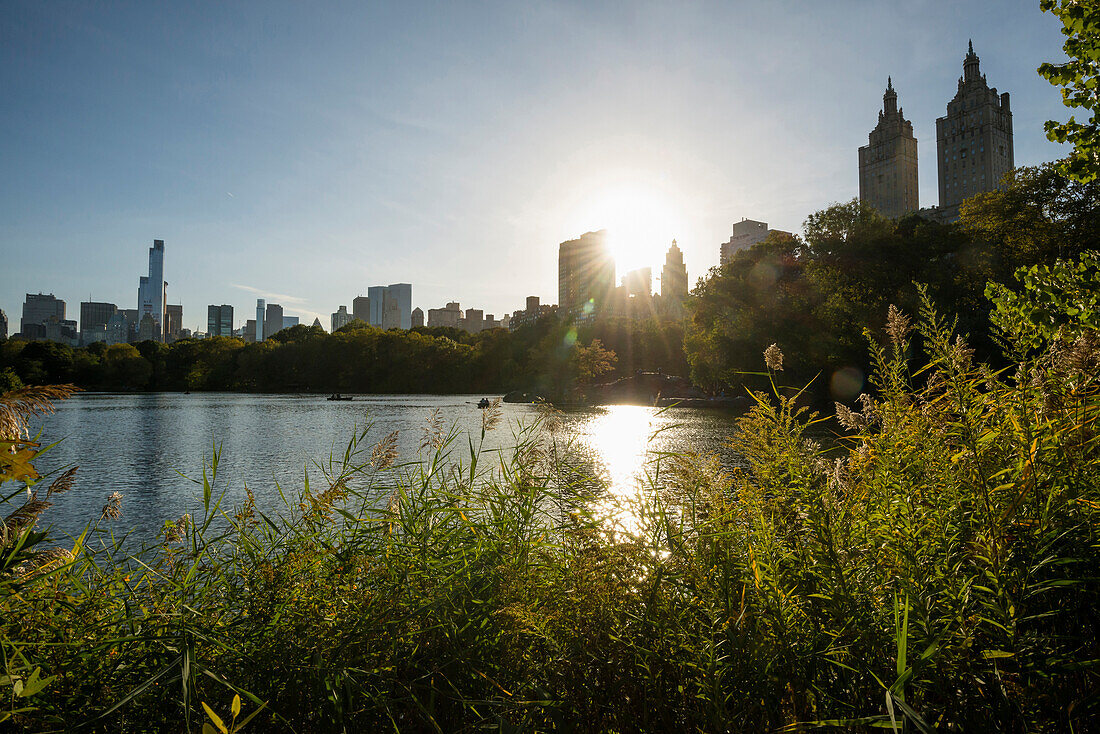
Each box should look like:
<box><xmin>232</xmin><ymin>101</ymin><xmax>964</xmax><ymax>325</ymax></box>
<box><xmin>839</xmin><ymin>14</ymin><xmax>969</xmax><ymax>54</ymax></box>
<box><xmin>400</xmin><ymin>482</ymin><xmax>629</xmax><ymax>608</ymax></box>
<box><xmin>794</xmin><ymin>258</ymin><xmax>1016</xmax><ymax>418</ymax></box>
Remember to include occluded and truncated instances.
<box><xmin>0</xmin><ymin>0</ymin><xmax>1071</xmax><ymax>332</ymax></box>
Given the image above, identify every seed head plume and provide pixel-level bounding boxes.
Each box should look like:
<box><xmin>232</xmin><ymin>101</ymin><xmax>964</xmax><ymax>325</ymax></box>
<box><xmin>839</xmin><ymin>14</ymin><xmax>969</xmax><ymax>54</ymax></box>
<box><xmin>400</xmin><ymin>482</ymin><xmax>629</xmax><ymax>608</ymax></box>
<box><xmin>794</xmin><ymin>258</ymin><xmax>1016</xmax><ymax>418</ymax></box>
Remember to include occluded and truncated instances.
<box><xmin>164</xmin><ymin>514</ymin><xmax>191</xmax><ymax>543</ymax></box>
<box><xmin>45</xmin><ymin>466</ymin><xmax>78</xmax><ymax>499</ymax></box>
<box><xmin>2</xmin><ymin>498</ymin><xmax>51</xmax><ymax>547</ymax></box>
<box><xmin>421</xmin><ymin>409</ymin><xmax>446</xmax><ymax>452</ymax></box>
<box><xmin>764</xmin><ymin>343</ymin><xmax>784</xmax><ymax>372</ymax></box>
<box><xmin>0</xmin><ymin>385</ymin><xmax>80</xmax><ymax>441</ymax></box>
<box><xmin>100</xmin><ymin>491</ymin><xmax>123</xmax><ymax>521</ymax></box>
<box><xmin>885</xmin><ymin>304</ymin><xmax>912</xmax><ymax>346</ymax></box>
<box><xmin>481</xmin><ymin>399</ymin><xmax>502</xmax><ymax>432</ymax></box>
<box><xmin>370</xmin><ymin>430</ymin><xmax>399</xmax><ymax>470</ymax></box>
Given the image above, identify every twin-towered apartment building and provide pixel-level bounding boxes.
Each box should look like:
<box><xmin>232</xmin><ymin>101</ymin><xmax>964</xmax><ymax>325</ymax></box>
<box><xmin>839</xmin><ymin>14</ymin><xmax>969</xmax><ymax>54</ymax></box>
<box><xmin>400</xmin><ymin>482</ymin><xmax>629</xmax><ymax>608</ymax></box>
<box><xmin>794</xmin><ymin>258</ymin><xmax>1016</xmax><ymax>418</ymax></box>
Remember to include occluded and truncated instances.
<box><xmin>858</xmin><ymin>41</ymin><xmax>1014</xmax><ymax>221</ymax></box>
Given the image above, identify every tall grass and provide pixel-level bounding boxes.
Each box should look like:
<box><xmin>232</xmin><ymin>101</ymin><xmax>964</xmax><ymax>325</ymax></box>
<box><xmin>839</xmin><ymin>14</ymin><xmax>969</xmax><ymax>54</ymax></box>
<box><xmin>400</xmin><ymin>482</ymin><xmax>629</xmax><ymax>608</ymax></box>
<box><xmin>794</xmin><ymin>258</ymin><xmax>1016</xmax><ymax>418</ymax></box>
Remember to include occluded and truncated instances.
<box><xmin>2</xmin><ymin>293</ymin><xmax>1099</xmax><ymax>731</ymax></box>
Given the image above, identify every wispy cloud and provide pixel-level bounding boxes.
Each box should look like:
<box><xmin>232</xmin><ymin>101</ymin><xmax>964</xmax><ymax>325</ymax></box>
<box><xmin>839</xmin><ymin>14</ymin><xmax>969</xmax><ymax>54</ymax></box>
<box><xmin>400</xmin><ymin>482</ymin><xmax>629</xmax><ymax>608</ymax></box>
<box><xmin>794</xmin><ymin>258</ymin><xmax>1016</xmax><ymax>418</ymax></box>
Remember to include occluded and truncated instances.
<box><xmin>230</xmin><ymin>283</ymin><xmax>309</xmax><ymax>305</ymax></box>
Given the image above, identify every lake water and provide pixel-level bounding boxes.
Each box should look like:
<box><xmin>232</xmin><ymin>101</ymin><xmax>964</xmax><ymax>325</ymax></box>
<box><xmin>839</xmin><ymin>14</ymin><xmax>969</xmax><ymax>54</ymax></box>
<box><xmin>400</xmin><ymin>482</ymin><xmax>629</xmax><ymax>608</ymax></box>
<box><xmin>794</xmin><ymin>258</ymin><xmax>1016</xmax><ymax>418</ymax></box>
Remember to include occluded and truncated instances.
<box><xmin>28</xmin><ymin>393</ymin><xmax>744</xmax><ymax>544</ymax></box>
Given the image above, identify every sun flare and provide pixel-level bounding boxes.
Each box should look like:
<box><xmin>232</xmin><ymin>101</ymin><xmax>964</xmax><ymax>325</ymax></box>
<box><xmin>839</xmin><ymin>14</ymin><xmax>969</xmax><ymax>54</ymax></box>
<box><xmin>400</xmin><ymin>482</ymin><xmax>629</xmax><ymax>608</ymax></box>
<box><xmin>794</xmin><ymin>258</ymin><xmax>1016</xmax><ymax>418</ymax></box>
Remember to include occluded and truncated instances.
<box><xmin>568</xmin><ymin>179</ymin><xmax>685</xmax><ymax>277</ymax></box>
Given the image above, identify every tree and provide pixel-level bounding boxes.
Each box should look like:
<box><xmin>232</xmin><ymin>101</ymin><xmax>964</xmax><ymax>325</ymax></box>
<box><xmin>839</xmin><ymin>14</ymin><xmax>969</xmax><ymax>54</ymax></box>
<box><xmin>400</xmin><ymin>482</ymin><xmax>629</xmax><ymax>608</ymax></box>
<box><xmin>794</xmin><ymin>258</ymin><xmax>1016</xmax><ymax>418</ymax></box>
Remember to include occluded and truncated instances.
<box><xmin>1039</xmin><ymin>0</ymin><xmax>1100</xmax><ymax>182</ymax></box>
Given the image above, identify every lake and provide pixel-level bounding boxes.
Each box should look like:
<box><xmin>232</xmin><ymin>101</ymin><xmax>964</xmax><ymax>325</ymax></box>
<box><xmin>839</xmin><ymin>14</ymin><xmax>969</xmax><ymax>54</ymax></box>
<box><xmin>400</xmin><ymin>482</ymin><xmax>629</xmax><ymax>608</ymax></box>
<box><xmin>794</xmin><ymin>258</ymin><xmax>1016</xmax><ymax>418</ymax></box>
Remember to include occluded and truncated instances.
<box><xmin>28</xmin><ymin>393</ymin><xmax>744</xmax><ymax>544</ymax></box>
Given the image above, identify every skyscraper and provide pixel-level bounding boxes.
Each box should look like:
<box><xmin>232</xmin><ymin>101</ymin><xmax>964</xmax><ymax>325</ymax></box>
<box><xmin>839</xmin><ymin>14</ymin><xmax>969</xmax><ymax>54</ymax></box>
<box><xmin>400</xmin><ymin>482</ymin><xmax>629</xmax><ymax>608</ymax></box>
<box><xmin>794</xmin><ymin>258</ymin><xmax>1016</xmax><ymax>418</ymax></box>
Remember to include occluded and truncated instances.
<box><xmin>0</xmin><ymin>309</ymin><xmax>7</xmax><ymax>340</ymax></box>
<box><xmin>331</xmin><ymin>305</ymin><xmax>351</xmax><ymax>332</ymax></box>
<box><xmin>20</xmin><ymin>293</ymin><xmax>66</xmax><ymax>339</ymax></box>
<box><xmin>137</xmin><ymin>239</ymin><xmax>166</xmax><ymax>342</ymax></box>
<box><xmin>661</xmin><ymin>240</ymin><xmax>688</xmax><ymax>301</ymax></box>
<box><xmin>367</xmin><ymin>284</ymin><xmax>412</xmax><ymax>329</ymax></box>
<box><xmin>207</xmin><ymin>305</ymin><xmax>234</xmax><ymax>337</ymax></box>
<box><xmin>165</xmin><ymin>304</ymin><xmax>183</xmax><ymax>342</ymax></box>
<box><xmin>859</xmin><ymin>77</ymin><xmax>919</xmax><ymax>218</ymax></box>
<box><xmin>80</xmin><ymin>301</ymin><xmax>118</xmax><ymax>345</ymax></box>
<box><xmin>936</xmin><ymin>41</ymin><xmax>1014</xmax><ymax>222</ymax></box>
<box><xmin>720</xmin><ymin>220</ymin><xmax>791</xmax><ymax>265</ymax></box>
<box><xmin>264</xmin><ymin>303</ymin><xmax>284</xmax><ymax>339</ymax></box>
<box><xmin>558</xmin><ymin>230</ymin><xmax>615</xmax><ymax>319</ymax></box>
<box><xmin>411</xmin><ymin>307</ymin><xmax>424</xmax><ymax>328</ymax></box>
<box><xmin>255</xmin><ymin>299</ymin><xmax>265</xmax><ymax>342</ymax></box>
<box><xmin>352</xmin><ymin>295</ymin><xmax>370</xmax><ymax>324</ymax></box>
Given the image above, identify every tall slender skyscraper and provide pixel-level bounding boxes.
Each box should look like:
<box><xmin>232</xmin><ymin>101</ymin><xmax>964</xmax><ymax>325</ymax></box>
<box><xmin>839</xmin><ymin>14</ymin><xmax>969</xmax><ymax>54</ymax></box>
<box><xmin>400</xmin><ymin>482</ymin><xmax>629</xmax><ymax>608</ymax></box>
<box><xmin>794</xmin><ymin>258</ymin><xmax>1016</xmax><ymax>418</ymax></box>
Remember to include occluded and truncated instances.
<box><xmin>256</xmin><ymin>299</ymin><xmax>266</xmax><ymax>342</ymax></box>
<box><xmin>136</xmin><ymin>239</ymin><xmax>166</xmax><ymax>342</ymax></box>
<box><xmin>859</xmin><ymin>77</ymin><xmax>919</xmax><ymax>219</ymax></box>
<box><xmin>936</xmin><ymin>41</ymin><xmax>1014</xmax><ymax>221</ymax></box>
<box><xmin>661</xmin><ymin>240</ymin><xmax>688</xmax><ymax>301</ymax></box>
<box><xmin>558</xmin><ymin>230</ymin><xmax>615</xmax><ymax>319</ymax></box>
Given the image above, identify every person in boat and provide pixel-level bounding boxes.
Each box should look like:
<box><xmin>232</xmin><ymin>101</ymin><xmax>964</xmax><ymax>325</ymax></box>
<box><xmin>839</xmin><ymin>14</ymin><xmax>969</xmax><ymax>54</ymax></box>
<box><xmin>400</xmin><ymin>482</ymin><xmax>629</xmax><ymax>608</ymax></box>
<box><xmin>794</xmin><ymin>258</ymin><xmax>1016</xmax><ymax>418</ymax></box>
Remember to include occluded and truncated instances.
<box><xmin>477</xmin><ymin>398</ymin><xmax>490</xmax><ymax>409</ymax></box>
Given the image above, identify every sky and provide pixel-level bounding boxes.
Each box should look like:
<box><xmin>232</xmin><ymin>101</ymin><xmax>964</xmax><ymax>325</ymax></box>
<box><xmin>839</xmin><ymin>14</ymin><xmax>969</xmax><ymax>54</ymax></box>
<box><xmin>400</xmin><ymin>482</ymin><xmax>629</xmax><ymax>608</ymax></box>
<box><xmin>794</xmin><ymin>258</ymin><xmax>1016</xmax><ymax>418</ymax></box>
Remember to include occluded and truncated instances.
<box><xmin>0</xmin><ymin>0</ymin><xmax>1073</xmax><ymax>333</ymax></box>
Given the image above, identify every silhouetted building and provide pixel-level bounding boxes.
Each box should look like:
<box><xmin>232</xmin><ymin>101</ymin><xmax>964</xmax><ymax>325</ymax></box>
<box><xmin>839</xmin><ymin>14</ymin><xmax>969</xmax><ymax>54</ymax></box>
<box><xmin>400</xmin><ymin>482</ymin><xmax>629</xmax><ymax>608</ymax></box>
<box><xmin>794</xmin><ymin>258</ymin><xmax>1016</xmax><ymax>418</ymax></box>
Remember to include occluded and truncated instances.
<box><xmin>621</xmin><ymin>267</ymin><xmax>652</xmax><ymax>297</ymax></box>
<box><xmin>331</xmin><ymin>305</ymin><xmax>351</xmax><ymax>332</ymax></box>
<box><xmin>137</xmin><ymin>239</ymin><xmax>166</xmax><ymax>342</ymax></box>
<box><xmin>558</xmin><ymin>230</ymin><xmax>615</xmax><ymax>320</ymax></box>
<box><xmin>255</xmin><ymin>299</ymin><xmax>265</xmax><ymax>342</ymax></box>
<box><xmin>509</xmin><ymin>296</ymin><xmax>556</xmax><ymax>331</ymax></box>
<box><xmin>859</xmin><ymin>77</ymin><xmax>919</xmax><ymax>218</ymax></box>
<box><xmin>263</xmin><ymin>303</ymin><xmax>284</xmax><ymax>339</ymax></box>
<box><xmin>137</xmin><ymin>313</ymin><xmax>157</xmax><ymax>342</ymax></box>
<box><xmin>352</xmin><ymin>296</ymin><xmax>370</xmax><ymax>324</ymax></box>
<box><xmin>0</xmin><ymin>309</ymin><xmax>7</xmax><ymax>340</ymax></box>
<box><xmin>243</xmin><ymin>318</ymin><xmax>258</xmax><ymax>343</ymax></box>
<box><xmin>80</xmin><ymin>301</ymin><xmax>117</xmax><ymax>345</ymax></box>
<box><xmin>207</xmin><ymin>305</ymin><xmax>234</xmax><ymax>337</ymax></box>
<box><xmin>20</xmin><ymin>293</ymin><xmax>66</xmax><ymax>338</ymax></box>
<box><xmin>661</xmin><ymin>240</ymin><xmax>688</xmax><ymax>301</ymax></box>
<box><xmin>411</xmin><ymin>307</ymin><xmax>424</xmax><ymax>328</ymax></box>
<box><xmin>720</xmin><ymin>219</ymin><xmax>791</xmax><ymax>264</ymax></box>
<box><xmin>165</xmin><ymin>304</ymin><xmax>183</xmax><ymax>342</ymax></box>
<box><xmin>937</xmin><ymin>41</ymin><xmax>1014</xmax><ymax>221</ymax></box>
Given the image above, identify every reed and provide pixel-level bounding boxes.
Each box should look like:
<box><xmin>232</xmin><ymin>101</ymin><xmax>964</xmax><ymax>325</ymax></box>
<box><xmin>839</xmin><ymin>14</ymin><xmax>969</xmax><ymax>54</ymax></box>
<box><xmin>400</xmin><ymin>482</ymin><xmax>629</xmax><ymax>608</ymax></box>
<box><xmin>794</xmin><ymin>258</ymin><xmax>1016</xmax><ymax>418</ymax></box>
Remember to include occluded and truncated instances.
<box><xmin>2</xmin><ymin>291</ymin><xmax>1099</xmax><ymax>731</ymax></box>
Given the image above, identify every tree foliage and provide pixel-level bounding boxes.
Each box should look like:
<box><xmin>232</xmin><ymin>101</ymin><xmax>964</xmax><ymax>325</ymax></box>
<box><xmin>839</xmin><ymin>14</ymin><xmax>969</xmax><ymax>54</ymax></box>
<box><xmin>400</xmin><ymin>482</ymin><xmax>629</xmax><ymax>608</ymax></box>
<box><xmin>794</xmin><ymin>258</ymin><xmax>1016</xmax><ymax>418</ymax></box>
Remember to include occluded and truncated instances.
<box><xmin>1039</xmin><ymin>0</ymin><xmax>1100</xmax><ymax>182</ymax></box>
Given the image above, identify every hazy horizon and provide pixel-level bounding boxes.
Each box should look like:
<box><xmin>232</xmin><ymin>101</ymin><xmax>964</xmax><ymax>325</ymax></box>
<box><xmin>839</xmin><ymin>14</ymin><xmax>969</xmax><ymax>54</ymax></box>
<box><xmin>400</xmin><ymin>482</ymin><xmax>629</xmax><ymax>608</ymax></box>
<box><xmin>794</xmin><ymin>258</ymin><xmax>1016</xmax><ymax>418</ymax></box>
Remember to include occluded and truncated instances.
<box><xmin>1</xmin><ymin>1</ymin><xmax>1071</xmax><ymax>332</ymax></box>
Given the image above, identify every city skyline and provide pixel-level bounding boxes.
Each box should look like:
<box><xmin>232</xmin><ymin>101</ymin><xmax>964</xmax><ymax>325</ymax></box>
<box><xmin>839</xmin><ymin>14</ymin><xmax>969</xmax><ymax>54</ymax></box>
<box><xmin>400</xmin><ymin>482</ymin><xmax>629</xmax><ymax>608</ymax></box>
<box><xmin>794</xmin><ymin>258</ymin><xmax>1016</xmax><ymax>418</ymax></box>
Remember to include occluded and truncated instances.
<box><xmin>1</xmin><ymin>1</ymin><xmax>1072</xmax><ymax>332</ymax></box>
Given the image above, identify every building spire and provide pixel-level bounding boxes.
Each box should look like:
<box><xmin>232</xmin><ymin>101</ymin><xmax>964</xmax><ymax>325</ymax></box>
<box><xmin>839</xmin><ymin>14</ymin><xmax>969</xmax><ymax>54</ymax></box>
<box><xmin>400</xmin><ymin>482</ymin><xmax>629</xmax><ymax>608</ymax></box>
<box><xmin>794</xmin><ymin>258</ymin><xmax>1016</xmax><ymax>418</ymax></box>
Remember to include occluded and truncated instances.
<box><xmin>963</xmin><ymin>39</ymin><xmax>980</xmax><ymax>81</ymax></box>
<box><xmin>883</xmin><ymin>77</ymin><xmax>898</xmax><ymax>115</ymax></box>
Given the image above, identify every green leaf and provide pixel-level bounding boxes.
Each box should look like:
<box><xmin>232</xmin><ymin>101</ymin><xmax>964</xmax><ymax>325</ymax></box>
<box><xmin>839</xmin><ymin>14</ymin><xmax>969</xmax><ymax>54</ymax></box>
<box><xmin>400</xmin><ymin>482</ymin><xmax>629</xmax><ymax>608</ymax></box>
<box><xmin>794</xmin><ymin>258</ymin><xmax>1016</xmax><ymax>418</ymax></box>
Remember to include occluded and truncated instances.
<box><xmin>202</xmin><ymin>701</ymin><xmax>228</xmax><ymax>734</ymax></box>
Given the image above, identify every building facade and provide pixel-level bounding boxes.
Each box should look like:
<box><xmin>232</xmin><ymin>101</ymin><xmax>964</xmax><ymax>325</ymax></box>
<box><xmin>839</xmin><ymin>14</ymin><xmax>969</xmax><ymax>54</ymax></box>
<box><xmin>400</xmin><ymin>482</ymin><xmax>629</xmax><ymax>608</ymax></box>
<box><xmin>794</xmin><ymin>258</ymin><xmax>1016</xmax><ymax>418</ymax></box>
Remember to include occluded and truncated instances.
<box><xmin>263</xmin><ymin>303</ymin><xmax>284</xmax><ymax>339</ymax></box>
<box><xmin>165</xmin><ymin>304</ymin><xmax>183</xmax><ymax>342</ymax></box>
<box><xmin>0</xmin><ymin>309</ymin><xmax>7</xmax><ymax>340</ymax></box>
<box><xmin>427</xmin><ymin>302</ymin><xmax>462</xmax><ymax>328</ymax></box>
<box><xmin>137</xmin><ymin>239</ymin><xmax>166</xmax><ymax>342</ymax></box>
<box><xmin>661</xmin><ymin>240</ymin><xmax>688</xmax><ymax>301</ymax></box>
<box><xmin>207</xmin><ymin>305</ymin><xmax>234</xmax><ymax>337</ymax></box>
<box><xmin>352</xmin><ymin>296</ymin><xmax>370</xmax><ymax>324</ymax></box>
<box><xmin>509</xmin><ymin>296</ymin><xmax>556</xmax><ymax>331</ymax></box>
<box><xmin>255</xmin><ymin>299</ymin><xmax>265</xmax><ymax>342</ymax></box>
<box><xmin>411</xmin><ymin>307</ymin><xmax>424</xmax><ymax>328</ymax></box>
<box><xmin>859</xmin><ymin>77</ymin><xmax>919</xmax><ymax>219</ymax></box>
<box><xmin>20</xmin><ymin>293</ymin><xmax>66</xmax><ymax>339</ymax></box>
<box><xmin>80</xmin><ymin>301</ymin><xmax>118</xmax><ymax>344</ymax></box>
<box><xmin>558</xmin><ymin>230</ymin><xmax>615</xmax><ymax>319</ymax></box>
<box><xmin>720</xmin><ymin>220</ymin><xmax>792</xmax><ymax>265</ymax></box>
<box><xmin>936</xmin><ymin>41</ymin><xmax>1014</xmax><ymax>221</ymax></box>
<box><xmin>331</xmin><ymin>305</ymin><xmax>351</xmax><ymax>332</ymax></box>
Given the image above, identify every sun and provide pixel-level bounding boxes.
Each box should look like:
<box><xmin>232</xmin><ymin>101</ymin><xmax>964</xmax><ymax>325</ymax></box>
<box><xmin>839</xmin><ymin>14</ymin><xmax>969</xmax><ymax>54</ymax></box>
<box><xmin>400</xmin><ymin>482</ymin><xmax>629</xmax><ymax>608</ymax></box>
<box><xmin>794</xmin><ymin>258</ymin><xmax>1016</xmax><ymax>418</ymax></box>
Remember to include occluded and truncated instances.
<box><xmin>568</xmin><ymin>179</ymin><xmax>685</xmax><ymax>277</ymax></box>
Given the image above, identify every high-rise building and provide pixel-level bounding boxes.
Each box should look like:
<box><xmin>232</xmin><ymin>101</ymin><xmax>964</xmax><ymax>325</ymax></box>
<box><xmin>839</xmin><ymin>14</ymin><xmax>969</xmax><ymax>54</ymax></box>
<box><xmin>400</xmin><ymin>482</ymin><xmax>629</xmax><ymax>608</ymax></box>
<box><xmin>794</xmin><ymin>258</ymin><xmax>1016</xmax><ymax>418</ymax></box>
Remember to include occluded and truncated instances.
<box><xmin>165</xmin><ymin>304</ymin><xmax>183</xmax><ymax>342</ymax></box>
<box><xmin>207</xmin><ymin>305</ymin><xmax>234</xmax><ymax>337</ymax></box>
<box><xmin>105</xmin><ymin>313</ymin><xmax>130</xmax><ymax>344</ymax></box>
<box><xmin>0</xmin><ymin>309</ymin><xmax>7</xmax><ymax>340</ymax></box>
<box><xmin>427</xmin><ymin>302</ymin><xmax>462</xmax><ymax>328</ymax></box>
<box><xmin>621</xmin><ymin>267</ymin><xmax>652</xmax><ymax>298</ymax></box>
<box><xmin>720</xmin><ymin>219</ymin><xmax>792</xmax><ymax>265</ymax></box>
<box><xmin>137</xmin><ymin>239</ymin><xmax>166</xmax><ymax>342</ymax></box>
<box><xmin>244</xmin><ymin>318</ymin><xmax>258</xmax><ymax>343</ymax></box>
<box><xmin>138</xmin><ymin>313</ymin><xmax>157</xmax><ymax>342</ymax></box>
<box><xmin>367</xmin><ymin>284</ymin><xmax>412</xmax><ymax>329</ymax></box>
<box><xmin>936</xmin><ymin>41</ymin><xmax>1014</xmax><ymax>222</ymax></box>
<box><xmin>20</xmin><ymin>293</ymin><xmax>66</xmax><ymax>339</ymax></box>
<box><xmin>79</xmin><ymin>301</ymin><xmax>117</xmax><ymax>345</ymax></box>
<box><xmin>461</xmin><ymin>308</ymin><xmax>484</xmax><ymax>333</ymax></box>
<box><xmin>331</xmin><ymin>305</ymin><xmax>351</xmax><ymax>332</ymax></box>
<box><xmin>264</xmin><ymin>303</ymin><xmax>284</xmax><ymax>339</ymax></box>
<box><xmin>352</xmin><ymin>296</ymin><xmax>370</xmax><ymax>324</ymax></box>
<box><xmin>255</xmin><ymin>299</ymin><xmax>265</xmax><ymax>342</ymax></box>
<box><xmin>411</xmin><ymin>307</ymin><xmax>424</xmax><ymax>328</ymax></box>
<box><xmin>859</xmin><ymin>77</ymin><xmax>919</xmax><ymax>219</ymax></box>
<box><xmin>558</xmin><ymin>230</ymin><xmax>615</xmax><ymax>319</ymax></box>
<box><xmin>661</xmin><ymin>240</ymin><xmax>688</xmax><ymax>301</ymax></box>
<box><xmin>312</xmin><ymin>317</ymin><xmax>324</xmax><ymax>331</ymax></box>
<box><xmin>282</xmin><ymin>316</ymin><xmax>299</xmax><ymax>330</ymax></box>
